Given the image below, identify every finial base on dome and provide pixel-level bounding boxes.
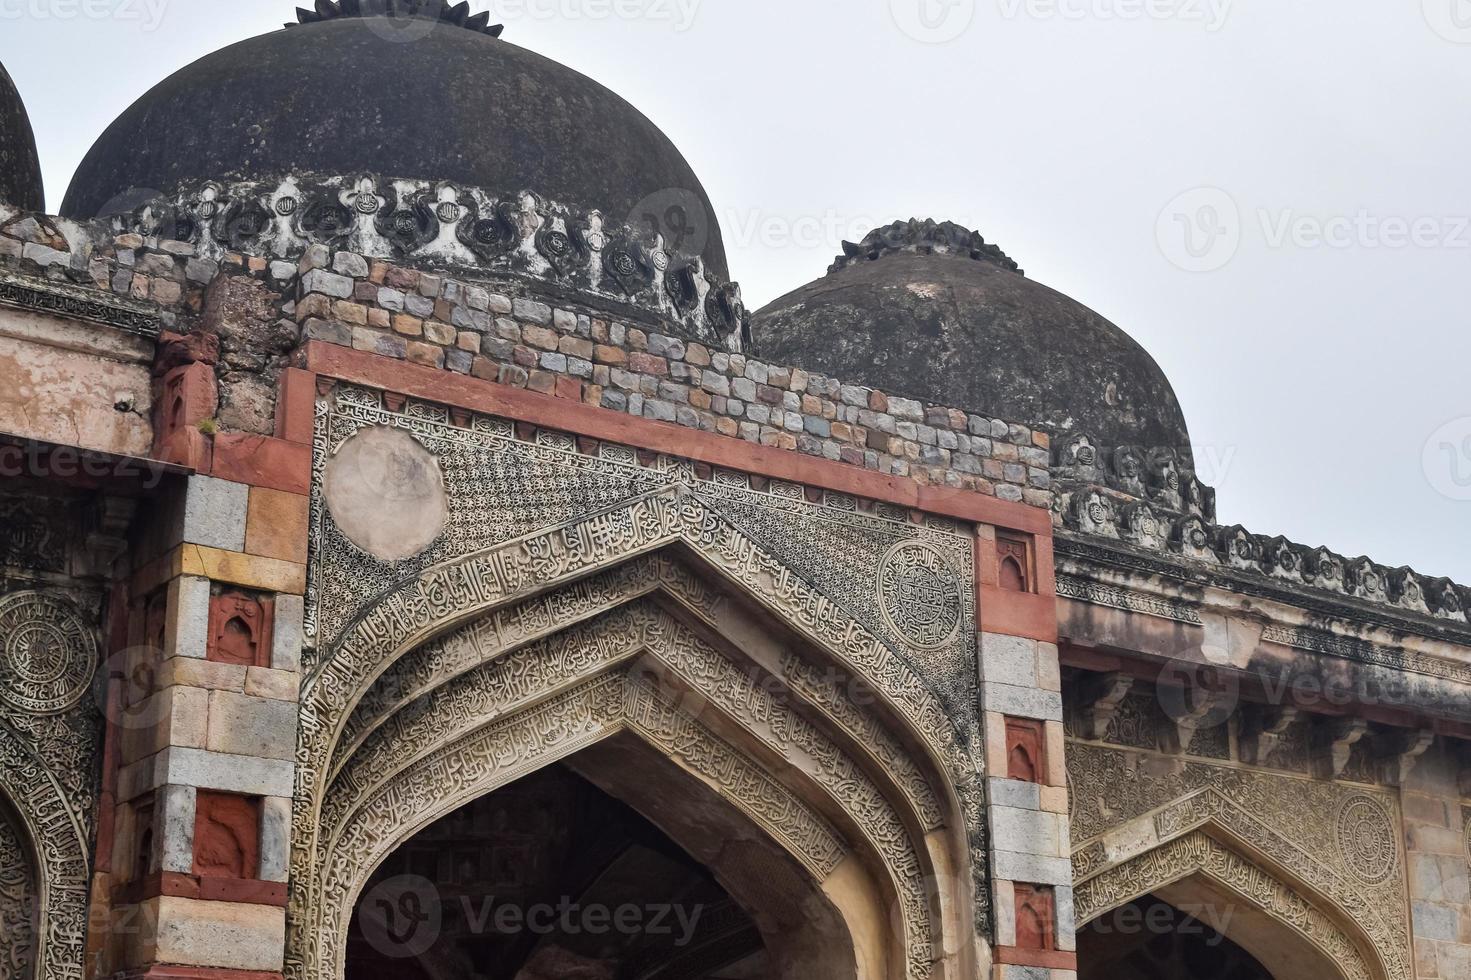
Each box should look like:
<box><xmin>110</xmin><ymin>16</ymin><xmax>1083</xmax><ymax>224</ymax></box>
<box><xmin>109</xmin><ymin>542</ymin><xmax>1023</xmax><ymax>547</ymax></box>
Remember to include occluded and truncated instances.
<box><xmin>289</xmin><ymin>0</ymin><xmax>504</xmax><ymax>37</ymax></box>
<box><xmin>830</xmin><ymin>218</ymin><xmax>1022</xmax><ymax>276</ymax></box>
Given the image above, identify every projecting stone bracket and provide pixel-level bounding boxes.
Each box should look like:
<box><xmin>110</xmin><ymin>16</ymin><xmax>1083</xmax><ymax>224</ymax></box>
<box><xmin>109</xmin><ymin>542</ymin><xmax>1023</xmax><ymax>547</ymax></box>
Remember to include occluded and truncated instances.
<box><xmin>1311</xmin><ymin>716</ymin><xmax>1370</xmax><ymax>780</ymax></box>
<box><xmin>1374</xmin><ymin>728</ymin><xmax>1435</xmax><ymax>787</ymax></box>
<box><xmin>1240</xmin><ymin>705</ymin><xmax>1300</xmax><ymax>766</ymax></box>
<box><xmin>1076</xmin><ymin>672</ymin><xmax>1133</xmax><ymax>740</ymax></box>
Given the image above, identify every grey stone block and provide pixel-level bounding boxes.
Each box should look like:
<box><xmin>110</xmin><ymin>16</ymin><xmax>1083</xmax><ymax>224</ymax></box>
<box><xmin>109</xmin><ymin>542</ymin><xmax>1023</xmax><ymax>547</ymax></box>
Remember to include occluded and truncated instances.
<box><xmin>300</xmin><ymin>268</ymin><xmax>353</xmax><ymax>299</ymax></box>
<box><xmin>983</xmin><ymin>683</ymin><xmax>1063</xmax><ymax>722</ymax></box>
<box><xmin>981</xmin><ymin>633</ymin><xmax>1039</xmax><ymax>688</ymax></box>
<box><xmin>260</xmin><ymin>796</ymin><xmax>293</xmax><ymax>883</ymax></box>
<box><xmin>167</xmin><ymin>576</ymin><xmax>212</xmax><ymax>660</ymax></box>
<box><xmin>271</xmin><ymin>595</ymin><xmax>304</xmax><ymax>673</ymax></box>
<box><xmin>181</xmin><ymin>475</ymin><xmax>248</xmax><ymax>552</ymax></box>
<box><xmin>988</xmin><ymin>778</ymin><xmax>1041</xmax><ymax>811</ymax></box>
<box><xmin>991</xmin><ymin>850</ymin><xmax>1073</xmax><ymax>887</ymax></box>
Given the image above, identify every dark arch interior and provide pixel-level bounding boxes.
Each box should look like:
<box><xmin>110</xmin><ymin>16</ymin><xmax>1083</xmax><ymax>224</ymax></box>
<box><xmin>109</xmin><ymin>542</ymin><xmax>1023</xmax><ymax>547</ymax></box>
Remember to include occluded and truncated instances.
<box><xmin>347</xmin><ymin>763</ymin><xmax>767</xmax><ymax>980</ymax></box>
<box><xmin>1077</xmin><ymin>894</ymin><xmax>1274</xmax><ymax>980</ymax></box>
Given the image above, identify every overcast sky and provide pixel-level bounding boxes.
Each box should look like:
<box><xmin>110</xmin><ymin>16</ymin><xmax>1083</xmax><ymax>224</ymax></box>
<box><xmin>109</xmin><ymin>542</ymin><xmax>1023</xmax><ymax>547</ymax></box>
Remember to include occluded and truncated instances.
<box><xmin>6</xmin><ymin>0</ymin><xmax>1469</xmax><ymax>582</ymax></box>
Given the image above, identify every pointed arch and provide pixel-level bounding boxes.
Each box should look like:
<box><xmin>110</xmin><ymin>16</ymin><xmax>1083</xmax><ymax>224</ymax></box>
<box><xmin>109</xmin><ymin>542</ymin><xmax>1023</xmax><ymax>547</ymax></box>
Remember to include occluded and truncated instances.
<box><xmin>0</xmin><ymin>725</ymin><xmax>92</xmax><ymax>980</ymax></box>
<box><xmin>297</xmin><ymin>576</ymin><xmax>981</xmax><ymax>980</ymax></box>
<box><xmin>1074</xmin><ymin>831</ymin><xmax>1380</xmax><ymax>980</ymax></box>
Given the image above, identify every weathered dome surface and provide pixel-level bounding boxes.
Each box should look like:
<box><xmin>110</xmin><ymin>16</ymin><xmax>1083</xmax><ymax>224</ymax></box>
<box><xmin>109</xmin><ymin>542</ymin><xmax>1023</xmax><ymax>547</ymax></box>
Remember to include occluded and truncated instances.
<box><xmin>60</xmin><ymin>10</ymin><xmax>727</xmax><ymax>277</ymax></box>
<box><xmin>755</xmin><ymin>220</ymin><xmax>1192</xmax><ymax>455</ymax></box>
<box><xmin>0</xmin><ymin>61</ymin><xmax>44</xmax><ymax>212</ymax></box>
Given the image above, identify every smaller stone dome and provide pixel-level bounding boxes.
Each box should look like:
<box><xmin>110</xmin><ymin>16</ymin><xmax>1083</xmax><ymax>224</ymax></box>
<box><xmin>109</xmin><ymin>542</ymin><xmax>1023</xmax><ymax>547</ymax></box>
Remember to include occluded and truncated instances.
<box><xmin>755</xmin><ymin>219</ymin><xmax>1193</xmax><ymax>457</ymax></box>
<box><xmin>0</xmin><ymin>61</ymin><xmax>44</xmax><ymax>212</ymax></box>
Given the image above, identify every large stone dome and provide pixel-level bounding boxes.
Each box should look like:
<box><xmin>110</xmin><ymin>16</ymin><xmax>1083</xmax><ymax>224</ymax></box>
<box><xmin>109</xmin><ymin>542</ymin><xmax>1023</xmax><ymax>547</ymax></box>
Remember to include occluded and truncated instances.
<box><xmin>755</xmin><ymin>220</ymin><xmax>1192</xmax><ymax>456</ymax></box>
<box><xmin>0</xmin><ymin>61</ymin><xmax>44</xmax><ymax>212</ymax></box>
<box><xmin>60</xmin><ymin>2</ymin><xmax>726</xmax><ymax>277</ymax></box>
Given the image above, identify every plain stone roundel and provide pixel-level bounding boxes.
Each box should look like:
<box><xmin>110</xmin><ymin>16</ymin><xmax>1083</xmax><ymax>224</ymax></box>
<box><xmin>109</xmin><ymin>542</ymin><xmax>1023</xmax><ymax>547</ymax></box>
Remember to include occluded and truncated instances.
<box><xmin>323</xmin><ymin>425</ymin><xmax>447</xmax><ymax>563</ymax></box>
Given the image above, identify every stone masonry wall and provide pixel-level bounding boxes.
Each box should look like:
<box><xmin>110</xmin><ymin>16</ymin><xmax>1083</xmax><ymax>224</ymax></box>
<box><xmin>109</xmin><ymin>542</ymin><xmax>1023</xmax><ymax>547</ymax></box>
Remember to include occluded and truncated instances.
<box><xmin>0</xmin><ymin>205</ymin><xmax>1053</xmax><ymax>507</ymax></box>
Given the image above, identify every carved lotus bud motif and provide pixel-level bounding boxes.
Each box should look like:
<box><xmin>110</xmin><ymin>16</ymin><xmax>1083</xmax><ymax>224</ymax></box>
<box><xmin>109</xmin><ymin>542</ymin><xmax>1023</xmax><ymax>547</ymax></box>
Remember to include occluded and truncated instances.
<box><xmin>1308</xmin><ymin>548</ymin><xmax>1345</xmax><ymax>591</ymax></box>
<box><xmin>1347</xmin><ymin>559</ymin><xmax>1384</xmax><ymax>600</ymax></box>
<box><xmin>1056</xmin><ymin>433</ymin><xmax>1100</xmax><ymax>477</ymax></box>
<box><xmin>1174</xmin><ymin>516</ymin><xmax>1217</xmax><ymax>561</ymax></box>
<box><xmin>1110</xmin><ymin>447</ymin><xmax>1146</xmax><ymax>496</ymax></box>
<box><xmin>1390</xmin><ymin>568</ymin><xmax>1429</xmax><ymax>613</ymax></box>
<box><xmin>1262</xmin><ymin>536</ymin><xmax>1302</xmax><ymax>581</ymax></box>
<box><xmin>1121</xmin><ymin>503</ymin><xmax>1167</xmax><ymax>550</ymax></box>
<box><xmin>1218</xmin><ymin>526</ymin><xmax>1258</xmax><ymax>570</ymax></box>
<box><xmin>1072</xmin><ymin>491</ymin><xmax>1117</xmax><ymax>538</ymax></box>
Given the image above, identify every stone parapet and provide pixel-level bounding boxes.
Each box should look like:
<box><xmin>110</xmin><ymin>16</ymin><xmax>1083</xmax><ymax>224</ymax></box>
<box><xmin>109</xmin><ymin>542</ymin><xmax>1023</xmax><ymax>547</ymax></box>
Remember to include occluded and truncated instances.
<box><xmin>0</xmin><ymin>197</ymin><xmax>1053</xmax><ymax>509</ymax></box>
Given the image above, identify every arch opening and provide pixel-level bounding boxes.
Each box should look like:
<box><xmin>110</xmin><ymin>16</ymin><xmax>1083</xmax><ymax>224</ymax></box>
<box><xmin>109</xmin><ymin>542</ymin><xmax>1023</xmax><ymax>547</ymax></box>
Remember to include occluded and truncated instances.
<box><xmin>1078</xmin><ymin>893</ymin><xmax>1276</xmax><ymax>980</ymax></box>
<box><xmin>1072</xmin><ymin>832</ymin><xmax>1375</xmax><ymax>980</ymax></box>
<box><xmin>343</xmin><ymin>735</ymin><xmax>865</xmax><ymax>980</ymax></box>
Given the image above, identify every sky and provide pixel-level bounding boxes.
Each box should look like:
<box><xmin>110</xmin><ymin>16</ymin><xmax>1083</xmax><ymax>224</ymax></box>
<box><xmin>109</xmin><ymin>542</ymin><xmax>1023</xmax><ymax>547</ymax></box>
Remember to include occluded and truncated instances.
<box><xmin>5</xmin><ymin>0</ymin><xmax>1469</xmax><ymax>582</ymax></box>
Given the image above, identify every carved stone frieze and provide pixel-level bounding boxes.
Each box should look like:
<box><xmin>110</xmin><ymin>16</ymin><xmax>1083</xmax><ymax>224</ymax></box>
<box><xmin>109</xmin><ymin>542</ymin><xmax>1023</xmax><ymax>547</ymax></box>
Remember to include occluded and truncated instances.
<box><xmin>0</xmin><ymin>270</ymin><xmax>161</xmax><ymax>339</ymax></box>
<box><xmin>110</xmin><ymin>176</ymin><xmax>749</xmax><ymax>351</ymax></box>
<box><xmin>1055</xmin><ymin>574</ymin><xmax>1202</xmax><ymax>626</ymax></box>
<box><xmin>1262</xmin><ymin>624</ymin><xmax>1471</xmax><ymax>686</ymax></box>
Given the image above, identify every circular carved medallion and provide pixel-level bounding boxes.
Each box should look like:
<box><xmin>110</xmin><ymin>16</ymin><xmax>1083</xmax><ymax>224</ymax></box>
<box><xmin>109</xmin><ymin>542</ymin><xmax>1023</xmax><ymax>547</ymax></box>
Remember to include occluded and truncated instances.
<box><xmin>324</xmin><ymin>425</ymin><xmax>448</xmax><ymax>563</ymax></box>
<box><xmin>0</xmin><ymin>592</ymin><xmax>98</xmax><ymax>715</ymax></box>
<box><xmin>877</xmin><ymin>542</ymin><xmax>964</xmax><ymax>650</ymax></box>
<box><xmin>1336</xmin><ymin>794</ymin><xmax>1397</xmax><ymax>885</ymax></box>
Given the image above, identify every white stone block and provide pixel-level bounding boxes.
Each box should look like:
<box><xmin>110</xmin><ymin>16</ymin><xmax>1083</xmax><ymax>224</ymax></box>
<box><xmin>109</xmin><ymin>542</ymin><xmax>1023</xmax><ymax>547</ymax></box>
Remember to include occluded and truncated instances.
<box><xmin>157</xmin><ymin>783</ymin><xmax>197</xmax><ymax>875</ymax></box>
<box><xmin>156</xmin><ymin>747</ymin><xmax>296</xmax><ymax>798</ymax></box>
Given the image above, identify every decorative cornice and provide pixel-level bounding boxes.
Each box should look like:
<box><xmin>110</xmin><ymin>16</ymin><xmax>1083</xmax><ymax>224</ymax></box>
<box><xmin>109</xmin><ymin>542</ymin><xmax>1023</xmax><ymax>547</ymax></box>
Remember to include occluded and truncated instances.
<box><xmin>1057</xmin><ymin>532</ymin><xmax>1471</xmax><ymax>660</ymax></box>
<box><xmin>288</xmin><ymin>0</ymin><xmax>504</xmax><ymax>36</ymax></box>
<box><xmin>108</xmin><ymin>175</ymin><xmax>749</xmax><ymax>352</ymax></box>
<box><xmin>828</xmin><ymin>219</ymin><xmax>1022</xmax><ymax>276</ymax></box>
<box><xmin>1055</xmin><ymin>573</ymin><xmax>1203</xmax><ymax>625</ymax></box>
<box><xmin>1052</xmin><ymin>433</ymin><xmax>1470</xmax><ymax>631</ymax></box>
<box><xmin>0</xmin><ymin>271</ymin><xmax>161</xmax><ymax>339</ymax></box>
<box><xmin>1261</xmin><ymin>625</ymin><xmax>1471</xmax><ymax>685</ymax></box>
